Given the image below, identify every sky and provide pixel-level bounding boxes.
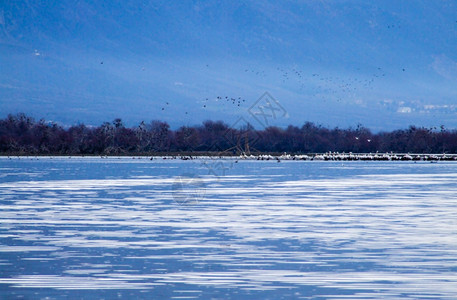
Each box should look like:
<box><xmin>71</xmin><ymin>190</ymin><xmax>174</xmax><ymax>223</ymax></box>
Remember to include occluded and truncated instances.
<box><xmin>1</xmin><ymin>0</ymin><xmax>457</xmax><ymax>131</ymax></box>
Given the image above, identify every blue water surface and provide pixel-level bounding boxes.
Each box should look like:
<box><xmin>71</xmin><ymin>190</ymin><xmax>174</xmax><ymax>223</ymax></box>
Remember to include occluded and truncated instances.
<box><xmin>1</xmin><ymin>157</ymin><xmax>457</xmax><ymax>299</ymax></box>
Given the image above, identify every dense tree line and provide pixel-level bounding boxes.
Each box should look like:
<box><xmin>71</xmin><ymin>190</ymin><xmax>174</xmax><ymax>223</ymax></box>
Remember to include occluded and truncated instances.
<box><xmin>1</xmin><ymin>113</ymin><xmax>457</xmax><ymax>155</ymax></box>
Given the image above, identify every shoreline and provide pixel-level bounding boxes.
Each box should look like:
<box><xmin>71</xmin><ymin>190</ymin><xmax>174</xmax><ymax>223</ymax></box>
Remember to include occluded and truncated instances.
<box><xmin>1</xmin><ymin>153</ymin><xmax>456</xmax><ymax>161</ymax></box>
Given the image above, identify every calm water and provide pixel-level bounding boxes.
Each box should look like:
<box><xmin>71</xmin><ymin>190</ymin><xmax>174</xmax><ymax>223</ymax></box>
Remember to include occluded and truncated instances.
<box><xmin>1</xmin><ymin>157</ymin><xmax>457</xmax><ymax>299</ymax></box>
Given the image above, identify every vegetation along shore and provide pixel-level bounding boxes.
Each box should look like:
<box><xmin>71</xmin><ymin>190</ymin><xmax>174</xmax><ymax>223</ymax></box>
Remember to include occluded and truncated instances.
<box><xmin>1</xmin><ymin>113</ymin><xmax>457</xmax><ymax>156</ymax></box>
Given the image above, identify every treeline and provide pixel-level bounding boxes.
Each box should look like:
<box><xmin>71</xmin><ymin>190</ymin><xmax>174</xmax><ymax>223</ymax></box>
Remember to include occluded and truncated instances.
<box><xmin>1</xmin><ymin>113</ymin><xmax>457</xmax><ymax>155</ymax></box>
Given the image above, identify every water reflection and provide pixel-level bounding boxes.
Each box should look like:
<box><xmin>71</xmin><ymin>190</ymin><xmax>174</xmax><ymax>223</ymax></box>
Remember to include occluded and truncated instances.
<box><xmin>1</xmin><ymin>158</ymin><xmax>457</xmax><ymax>298</ymax></box>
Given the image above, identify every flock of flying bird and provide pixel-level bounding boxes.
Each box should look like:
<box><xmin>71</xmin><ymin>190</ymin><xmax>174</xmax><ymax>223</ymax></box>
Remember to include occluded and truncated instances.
<box><xmin>97</xmin><ymin>40</ymin><xmax>417</xmax><ymax>117</ymax></box>
<box><xmin>193</xmin><ymin>63</ymin><xmax>407</xmax><ymax>112</ymax></box>
<box><xmin>92</xmin><ymin>19</ymin><xmax>457</xmax><ymax>118</ymax></box>
<box><xmin>98</xmin><ymin>59</ymin><xmax>410</xmax><ymax>116</ymax></box>
<box><xmin>150</xmin><ymin>64</ymin><xmax>410</xmax><ymax>116</ymax></box>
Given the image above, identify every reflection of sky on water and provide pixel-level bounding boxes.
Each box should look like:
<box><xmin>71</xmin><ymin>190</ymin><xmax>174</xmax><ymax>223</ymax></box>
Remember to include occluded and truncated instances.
<box><xmin>1</xmin><ymin>157</ymin><xmax>457</xmax><ymax>298</ymax></box>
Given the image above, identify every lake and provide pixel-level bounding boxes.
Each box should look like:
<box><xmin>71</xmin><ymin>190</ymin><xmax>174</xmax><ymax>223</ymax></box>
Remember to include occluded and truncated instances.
<box><xmin>1</xmin><ymin>157</ymin><xmax>457</xmax><ymax>299</ymax></box>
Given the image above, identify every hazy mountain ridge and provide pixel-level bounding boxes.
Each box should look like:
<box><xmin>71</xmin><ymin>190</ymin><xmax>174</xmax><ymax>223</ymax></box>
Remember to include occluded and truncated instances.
<box><xmin>1</xmin><ymin>1</ymin><xmax>456</xmax><ymax>130</ymax></box>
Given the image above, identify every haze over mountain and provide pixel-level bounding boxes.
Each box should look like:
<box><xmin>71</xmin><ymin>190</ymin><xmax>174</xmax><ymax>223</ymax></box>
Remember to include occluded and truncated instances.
<box><xmin>1</xmin><ymin>1</ymin><xmax>456</xmax><ymax>131</ymax></box>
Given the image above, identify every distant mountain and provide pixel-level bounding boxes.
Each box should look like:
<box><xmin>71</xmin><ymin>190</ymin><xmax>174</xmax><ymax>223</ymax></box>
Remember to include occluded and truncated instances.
<box><xmin>1</xmin><ymin>1</ymin><xmax>456</xmax><ymax>130</ymax></box>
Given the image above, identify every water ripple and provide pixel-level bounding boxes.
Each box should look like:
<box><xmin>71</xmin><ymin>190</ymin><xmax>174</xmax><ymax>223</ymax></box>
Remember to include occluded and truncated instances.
<box><xmin>1</xmin><ymin>158</ymin><xmax>457</xmax><ymax>298</ymax></box>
